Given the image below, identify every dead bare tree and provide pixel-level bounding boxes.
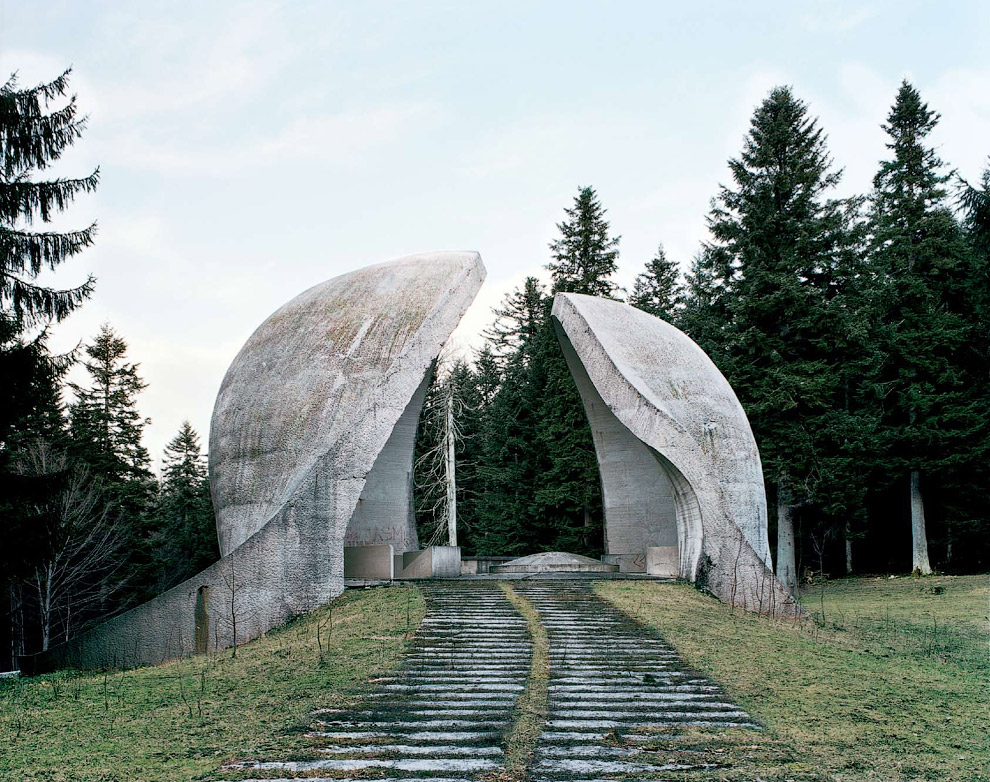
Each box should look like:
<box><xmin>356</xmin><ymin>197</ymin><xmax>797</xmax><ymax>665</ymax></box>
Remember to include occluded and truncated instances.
<box><xmin>414</xmin><ymin>354</ymin><xmax>473</xmax><ymax>548</ymax></box>
<box><xmin>15</xmin><ymin>439</ymin><xmax>125</xmax><ymax>650</ymax></box>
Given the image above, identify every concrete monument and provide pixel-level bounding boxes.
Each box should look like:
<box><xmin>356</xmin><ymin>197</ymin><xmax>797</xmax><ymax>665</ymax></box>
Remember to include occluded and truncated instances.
<box><xmin>25</xmin><ymin>252</ymin><xmax>485</xmax><ymax>671</ymax></box>
<box><xmin>552</xmin><ymin>293</ymin><xmax>798</xmax><ymax>615</ymax></box>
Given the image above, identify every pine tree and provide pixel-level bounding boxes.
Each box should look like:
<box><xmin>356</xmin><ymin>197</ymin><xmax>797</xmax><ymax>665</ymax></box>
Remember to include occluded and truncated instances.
<box><xmin>707</xmin><ymin>85</ymin><xmax>866</xmax><ymax>591</ymax></box>
<box><xmin>152</xmin><ymin>422</ymin><xmax>217</xmax><ymax>590</ymax></box>
<box><xmin>1</xmin><ymin>67</ymin><xmax>97</xmax><ymax>667</ymax></box>
<box><xmin>69</xmin><ymin>324</ymin><xmax>157</xmax><ymax>601</ymax></box>
<box><xmin>866</xmin><ymin>81</ymin><xmax>977</xmax><ymax>575</ymax></box>
<box><xmin>547</xmin><ymin>186</ymin><xmax>621</xmax><ymax>298</ymax></box>
<box><xmin>629</xmin><ymin>244</ymin><xmax>683</xmax><ymax>320</ymax></box>
<box><xmin>472</xmin><ymin>284</ymin><xmax>551</xmax><ymax>556</ymax></box>
<box><xmin>483</xmin><ymin>277</ymin><xmax>547</xmax><ymax>365</ymax></box>
<box><xmin>1</xmin><ymin>68</ymin><xmax>97</xmax><ymax>327</ymax></box>
<box><xmin>676</xmin><ymin>246</ymin><xmax>732</xmax><ymax>362</ymax></box>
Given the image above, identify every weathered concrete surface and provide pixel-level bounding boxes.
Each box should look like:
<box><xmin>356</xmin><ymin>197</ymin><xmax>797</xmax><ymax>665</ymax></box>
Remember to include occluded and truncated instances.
<box><xmin>552</xmin><ymin>294</ymin><xmax>798</xmax><ymax>615</ymax></box>
<box><xmin>492</xmin><ymin>552</ymin><xmax>619</xmax><ymax>573</ymax></box>
<box><xmin>25</xmin><ymin>252</ymin><xmax>485</xmax><ymax>672</ymax></box>
<box><xmin>646</xmin><ymin>545</ymin><xmax>679</xmax><ymax>577</ymax></box>
<box><xmin>395</xmin><ymin>546</ymin><xmax>462</xmax><ymax>579</ymax></box>
<box><xmin>344</xmin><ymin>545</ymin><xmax>395</xmax><ymax>580</ymax></box>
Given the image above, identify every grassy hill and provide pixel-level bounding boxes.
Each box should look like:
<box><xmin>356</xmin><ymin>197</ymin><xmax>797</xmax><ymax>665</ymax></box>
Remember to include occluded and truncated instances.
<box><xmin>598</xmin><ymin>574</ymin><xmax>989</xmax><ymax>781</ymax></box>
<box><xmin>1</xmin><ymin>575</ymin><xmax>986</xmax><ymax>782</ymax></box>
<box><xmin>0</xmin><ymin>585</ymin><xmax>425</xmax><ymax>782</ymax></box>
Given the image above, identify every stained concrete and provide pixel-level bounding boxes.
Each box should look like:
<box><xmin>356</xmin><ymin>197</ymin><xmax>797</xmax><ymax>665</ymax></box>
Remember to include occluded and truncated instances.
<box><xmin>552</xmin><ymin>294</ymin><xmax>799</xmax><ymax>615</ymax></box>
<box><xmin>25</xmin><ymin>253</ymin><xmax>485</xmax><ymax>672</ymax></box>
<box><xmin>343</xmin><ymin>544</ymin><xmax>394</xmax><ymax>580</ymax></box>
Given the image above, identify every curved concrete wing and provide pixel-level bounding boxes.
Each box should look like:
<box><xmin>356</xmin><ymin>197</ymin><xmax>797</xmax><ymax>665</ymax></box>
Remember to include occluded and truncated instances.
<box><xmin>211</xmin><ymin>251</ymin><xmax>485</xmax><ymax>557</ymax></box>
<box><xmin>552</xmin><ymin>293</ymin><xmax>798</xmax><ymax>615</ymax></box>
<box><xmin>28</xmin><ymin>252</ymin><xmax>486</xmax><ymax>671</ymax></box>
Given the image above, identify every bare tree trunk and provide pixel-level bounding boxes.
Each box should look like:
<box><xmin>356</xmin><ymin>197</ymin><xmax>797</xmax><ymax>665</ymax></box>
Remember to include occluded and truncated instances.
<box><xmin>776</xmin><ymin>489</ymin><xmax>798</xmax><ymax>596</ymax></box>
<box><xmin>910</xmin><ymin>470</ymin><xmax>932</xmax><ymax>574</ymax></box>
<box><xmin>844</xmin><ymin>520</ymin><xmax>853</xmax><ymax>576</ymax></box>
<box><xmin>445</xmin><ymin>392</ymin><xmax>457</xmax><ymax>548</ymax></box>
<box><xmin>35</xmin><ymin>566</ymin><xmax>54</xmax><ymax>652</ymax></box>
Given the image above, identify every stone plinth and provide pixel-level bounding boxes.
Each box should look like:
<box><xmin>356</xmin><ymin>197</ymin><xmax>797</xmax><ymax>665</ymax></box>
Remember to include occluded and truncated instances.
<box><xmin>493</xmin><ymin>552</ymin><xmax>620</xmax><ymax>574</ymax></box>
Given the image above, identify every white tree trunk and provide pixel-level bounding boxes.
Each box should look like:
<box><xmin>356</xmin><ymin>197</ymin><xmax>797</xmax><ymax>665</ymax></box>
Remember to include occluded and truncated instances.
<box><xmin>910</xmin><ymin>470</ymin><xmax>932</xmax><ymax>574</ymax></box>
<box><xmin>776</xmin><ymin>492</ymin><xmax>798</xmax><ymax>595</ymax></box>
<box><xmin>445</xmin><ymin>393</ymin><xmax>457</xmax><ymax>548</ymax></box>
<box><xmin>844</xmin><ymin>520</ymin><xmax>853</xmax><ymax>575</ymax></box>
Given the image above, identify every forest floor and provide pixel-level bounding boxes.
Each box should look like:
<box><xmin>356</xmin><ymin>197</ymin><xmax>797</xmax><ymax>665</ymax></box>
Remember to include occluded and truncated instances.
<box><xmin>597</xmin><ymin>573</ymin><xmax>989</xmax><ymax>782</ymax></box>
<box><xmin>0</xmin><ymin>585</ymin><xmax>425</xmax><ymax>782</ymax></box>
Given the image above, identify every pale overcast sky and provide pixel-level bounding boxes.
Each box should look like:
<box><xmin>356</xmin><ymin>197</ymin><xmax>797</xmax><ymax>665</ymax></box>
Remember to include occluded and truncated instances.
<box><xmin>2</xmin><ymin>1</ymin><xmax>988</xmax><ymax>470</ymax></box>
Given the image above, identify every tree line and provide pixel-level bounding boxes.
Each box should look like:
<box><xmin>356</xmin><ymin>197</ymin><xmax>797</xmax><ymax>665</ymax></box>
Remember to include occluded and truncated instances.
<box><xmin>3</xmin><ymin>70</ymin><xmax>986</xmax><ymax>668</ymax></box>
<box><xmin>1</xmin><ymin>71</ymin><xmax>216</xmax><ymax>668</ymax></box>
<box><xmin>415</xmin><ymin>81</ymin><xmax>989</xmax><ymax>592</ymax></box>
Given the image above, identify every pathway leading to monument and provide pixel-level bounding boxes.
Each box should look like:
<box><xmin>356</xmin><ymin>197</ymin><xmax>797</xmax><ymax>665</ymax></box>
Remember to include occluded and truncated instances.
<box><xmin>515</xmin><ymin>580</ymin><xmax>760</xmax><ymax>781</ymax></box>
<box><xmin>220</xmin><ymin>582</ymin><xmax>531</xmax><ymax>781</ymax></box>
<box><xmin>219</xmin><ymin>579</ymin><xmax>760</xmax><ymax>781</ymax></box>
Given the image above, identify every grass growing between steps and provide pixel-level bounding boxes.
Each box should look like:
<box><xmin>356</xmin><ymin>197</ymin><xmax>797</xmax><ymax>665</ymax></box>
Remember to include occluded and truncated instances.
<box><xmin>484</xmin><ymin>583</ymin><xmax>549</xmax><ymax>782</ymax></box>
<box><xmin>596</xmin><ymin>575</ymin><xmax>989</xmax><ymax>782</ymax></box>
<box><xmin>0</xmin><ymin>585</ymin><xmax>425</xmax><ymax>782</ymax></box>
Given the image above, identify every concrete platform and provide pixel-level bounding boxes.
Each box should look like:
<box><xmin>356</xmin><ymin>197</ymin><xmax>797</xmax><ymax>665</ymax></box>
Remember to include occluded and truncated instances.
<box><xmin>492</xmin><ymin>551</ymin><xmax>619</xmax><ymax>574</ymax></box>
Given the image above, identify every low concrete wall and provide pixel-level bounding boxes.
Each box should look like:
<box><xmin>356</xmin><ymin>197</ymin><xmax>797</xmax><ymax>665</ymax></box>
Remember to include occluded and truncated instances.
<box><xmin>460</xmin><ymin>556</ymin><xmax>515</xmax><ymax>575</ymax></box>
<box><xmin>430</xmin><ymin>546</ymin><xmax>462</xmax><ymax>578</ymax></box>
<box><xmin>344</xmin><ymin>545</ymin><xmax>394</xmax><ymax>579</ymax></box>
<box><xmin>646</xmin><ymin>546</ymin><xmax>679</xmax><ymax>577</ymax></box>
<box><xmin>395</xmin><ymin>546</ymin><xmax>462</xmax><ymax>579</ymax></box>
<box><xmin>601</xmin><ymin>553</ymin><xmax>648</xmax><ymax>573</ymax></box>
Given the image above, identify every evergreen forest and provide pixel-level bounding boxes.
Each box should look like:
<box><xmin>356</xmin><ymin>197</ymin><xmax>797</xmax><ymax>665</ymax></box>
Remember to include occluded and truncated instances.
<box><xmin>2</xmin><ymin>71</ymin><xmax>987</xmax><ymax>670</ymax></box>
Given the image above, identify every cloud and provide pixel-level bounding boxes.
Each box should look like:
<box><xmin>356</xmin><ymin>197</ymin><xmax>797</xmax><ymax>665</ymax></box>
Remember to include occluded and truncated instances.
<box><xmin>98</xmin><ymin>102</ymin><xmax>440</xmax><ymax>177</ymax></box>
<box><xmin>800</xmin><ymin>2</ymin><xmax>879</xmax><ymax>33</ymax></box>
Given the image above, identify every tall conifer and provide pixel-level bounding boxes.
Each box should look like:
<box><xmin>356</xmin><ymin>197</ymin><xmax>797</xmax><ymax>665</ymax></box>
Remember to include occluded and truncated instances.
<box><xmin>707</xmin><ymin>85</ymin><xmax>866</xmax><ymax>591</ymax></box>
<box><xmin>866</xmin><ymin>81</ymin><xmax>976</xmax><ymax>574</ymax></box>
<box><xmin>629</xmin><ymin>244</ymin><xmax>683</xmax><ymax>320</ymax></box>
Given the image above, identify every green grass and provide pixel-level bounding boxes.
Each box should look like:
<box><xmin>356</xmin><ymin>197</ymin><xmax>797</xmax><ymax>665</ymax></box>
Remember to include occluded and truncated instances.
<box><xmin>0</xmin><ymin>585</ymin><xmax>425</xmax><ymax>782</ymax></box>
<box><xmin>487</xmin><ymin>583</ymin><xmax>549</xmax><ymax>782</ymax></box>
<box><xmin>596</xmin><ymin>574</ymin><xmax>989</xmax><ymax>782</ymax></box>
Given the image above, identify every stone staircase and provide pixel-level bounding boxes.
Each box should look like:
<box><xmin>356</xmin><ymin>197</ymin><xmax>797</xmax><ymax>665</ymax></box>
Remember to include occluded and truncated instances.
<box><xmin>220</xmin><ymin>581</ymin><xmax>530</xmax><ymax>781</ymax></box>
<box><xmin>219</xmin><ymin>578</ymin><xmax>758</xmax><ymax>781</ymax></box>
<box><xmin>515</xmin><ymin>580</ymin><xmax>760</xmax><ymax>781</ymax></box>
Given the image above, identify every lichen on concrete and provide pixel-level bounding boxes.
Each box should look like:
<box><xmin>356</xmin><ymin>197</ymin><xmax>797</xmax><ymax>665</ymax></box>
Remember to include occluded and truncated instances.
<box><xmin>551</xmin><ymin>293</ymin><xmax>798</xmax><ymax>615</ymax></box>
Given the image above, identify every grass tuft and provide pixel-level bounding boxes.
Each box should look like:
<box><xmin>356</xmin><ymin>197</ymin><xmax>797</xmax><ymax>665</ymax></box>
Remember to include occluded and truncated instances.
<box><xmin>481</xmin><ymin>582</ymin><xmax>549</xmax><ymax>782</ymax></box>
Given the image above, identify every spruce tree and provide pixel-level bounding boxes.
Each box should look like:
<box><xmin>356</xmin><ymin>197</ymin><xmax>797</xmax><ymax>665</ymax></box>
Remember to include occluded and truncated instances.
<box><xmin>533</xmin><ymin>187</ymin><xmax>621</xmax><ymax>553</ymax></box>
<box><xmin>472</xmin><ymin>283</ymin><xmax>551</xmax><ymax>556</ymax></box>
<box><xmin>629</xmin><ymin>244</ymin><xmax>683</xmax><ymax>320</ymax></box>
<box><xmin>152</xmin><ymin>422</ymin><xmax>217</xmax><ymax>590</ymax></box>
<box><xmin>707</xmin><ymin>85</ymin><xmax>866</xmax><ymax>591</ymax></box>
<box><xmin>1</xmin><ymin>69</ymin><xmax>97</xmax><ymax>327</ymax></box>
<box><xmin>1</xmin><ymin>68</ymin><xmax>97</xmax><ymax>666</ymax></box>
<box><xmin>866</xmin><ymin>81</ymin><xmax>977</xmax><ymax>574</ymax></box>
<box><xmin>69</xmin><ymin>324</ymin><xmax>157</xmax><ymax>601</ymax></box>
<box><xmin>547</xmin><ymin>186</ymin><xmax>621</xmax><ymax>298</ymax></box>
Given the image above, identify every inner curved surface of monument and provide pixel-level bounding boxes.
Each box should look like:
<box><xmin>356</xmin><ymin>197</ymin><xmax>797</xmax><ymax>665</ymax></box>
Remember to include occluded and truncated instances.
<box><xmin>552</xmin><ymin>293</ymin><xmax>798</xmax><ymax>614</ymax></box>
